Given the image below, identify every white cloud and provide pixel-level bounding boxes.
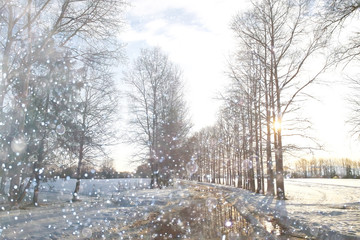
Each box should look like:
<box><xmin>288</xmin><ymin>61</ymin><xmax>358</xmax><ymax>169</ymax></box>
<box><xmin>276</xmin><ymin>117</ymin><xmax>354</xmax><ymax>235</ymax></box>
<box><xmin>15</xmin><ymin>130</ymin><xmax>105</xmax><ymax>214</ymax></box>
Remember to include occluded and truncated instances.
<box><xmin>120</xmin><ymin>0</ymin><xmax>250</xmax><ymax>130</ymax></box>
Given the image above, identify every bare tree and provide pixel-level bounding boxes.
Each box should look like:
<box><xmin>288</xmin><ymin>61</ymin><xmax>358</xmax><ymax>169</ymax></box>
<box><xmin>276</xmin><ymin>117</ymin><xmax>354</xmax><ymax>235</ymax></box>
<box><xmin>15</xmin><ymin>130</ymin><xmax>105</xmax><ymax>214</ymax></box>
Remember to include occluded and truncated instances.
<box><xmin>231</xmin><ymin>0</ymin><xmax>330</xmax><ymax>199</ymax></box>
<box><xmin>347</xmin><ymin>75</ymin><xmax>360</xmax><ymax>134</ymax></box>
<box><xmin>69</xmin><ymin>66</ymin><xmax>119</xmax><ymax>201</ymax></box>
<box><xmin>321</xmin><ymin>2</ymin><xmax>360</xmax><ymax>139</ymax></box>
<box><xmin>321</xmin><ymin>0</ymin><xmax>360</xmax><ymax>60</ymax></box>
<box><xmin>124</xmin><ymin>47</ymin><xmax>190</xmax><ymax>188</ymax></box>
<box><xmin>0</xmin><ymin>0</ymin><xmax>125</xmax><ymax>206</ymax></box>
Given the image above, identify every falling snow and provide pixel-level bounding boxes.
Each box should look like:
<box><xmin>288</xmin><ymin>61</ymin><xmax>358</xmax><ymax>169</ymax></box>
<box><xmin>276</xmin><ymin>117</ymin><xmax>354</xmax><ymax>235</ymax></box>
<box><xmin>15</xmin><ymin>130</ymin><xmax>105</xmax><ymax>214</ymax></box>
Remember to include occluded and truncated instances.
<box><xmin>0</xmin><ymin>178</ymin><xmax>359</xmax><ymax>239</ymax></box>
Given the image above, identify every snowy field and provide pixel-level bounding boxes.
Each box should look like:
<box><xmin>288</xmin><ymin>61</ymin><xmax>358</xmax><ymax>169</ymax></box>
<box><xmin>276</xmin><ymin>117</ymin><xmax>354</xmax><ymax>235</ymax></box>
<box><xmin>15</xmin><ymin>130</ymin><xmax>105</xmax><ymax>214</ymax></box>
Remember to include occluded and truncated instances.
<box><xmin>285</xmin><ymin>179</ymin><xmax>360</xmax><ymax>239</ymax></box>
<box><xmin>1</xmin><ymin>178</ymin><xmax>152</xmax><ymax>205</ymax></box>
<box><xmin>0</xmin><ymin>178</ymin><xmax>359</xmax><ymax>239</ymax></box>
<box><xmin>200</xmin><ymin>178</ymin><xmax>360</xmax><ymax>239</ymax></box>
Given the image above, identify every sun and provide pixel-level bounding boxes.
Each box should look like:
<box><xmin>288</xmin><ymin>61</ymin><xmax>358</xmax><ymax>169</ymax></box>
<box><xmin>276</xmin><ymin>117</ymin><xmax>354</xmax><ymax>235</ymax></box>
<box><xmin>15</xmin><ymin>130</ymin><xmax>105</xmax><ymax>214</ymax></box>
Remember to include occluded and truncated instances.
<box><xmin>274</xmin><ymin>119</ymin><xmax>282</xmax><ymax>131</ymax></box>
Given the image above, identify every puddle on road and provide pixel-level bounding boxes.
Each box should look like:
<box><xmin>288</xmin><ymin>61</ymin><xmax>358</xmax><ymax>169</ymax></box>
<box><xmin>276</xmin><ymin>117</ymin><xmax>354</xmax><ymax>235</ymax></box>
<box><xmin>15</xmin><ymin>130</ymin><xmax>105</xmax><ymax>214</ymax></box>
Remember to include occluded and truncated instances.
<box><xmin>149</xmin><ymin>192</ymin><xmax>290</xmax><ymax>239</ymax></box>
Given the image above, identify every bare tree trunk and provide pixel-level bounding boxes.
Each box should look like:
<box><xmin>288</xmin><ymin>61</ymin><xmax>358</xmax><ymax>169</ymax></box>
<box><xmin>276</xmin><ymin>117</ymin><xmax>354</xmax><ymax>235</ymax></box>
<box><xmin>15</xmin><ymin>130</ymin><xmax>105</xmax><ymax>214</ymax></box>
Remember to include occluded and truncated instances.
<box><xmin>259</xmin><ymin>94</ymin><xmax>265</xmax><ymax>194</ymax></box>
<box><xmin>73</xmin><ymin>139</ymin><xmax>84</xmax><ymax>201</ymax></box>
<box><xmin>248</xmin><ymin>88</ymin><xmax>255</xmax><ymax>192</ymax></box>
<box><xmin>33</xmin><ymin>143</ymin><xmax>44</xmax><ymax>205</ymax></box>
<box><xmin>8</xmin><ymin>172</ymin><xmax>20</xmax><ymax>205</ymax></box>
<box><xmin>16</xmin><ymin>174</ymin><xmax>34</xmax><ymax>204</ymax></box>
<box><xmin>0</xmin><ymin>170</ymin><xmax>7</xmax><ymax>195</ymax></box>
<box><xmin>218</xmin><ymin>144</ymin><xmax>221</xmax><ymax>184</ymax></box>
<box><xmin>211</xmin><ymin>147</ymin><xmax>216</xmax><ymax>183</ymax></box>
<box><xmin>254</xmin><ymin>72</ymin><xmax>261</xmax><ymax>193</ymax></box>
<box><xmin>150</xmin><ymin>164</ymin><xmax>155</xmax><ymax>188</ymax></box>
<box><xmin>264</xmin><ymin>39</ymin><xmax>275</xmax><ymax>196</ymax></box>
<box><xmin>32</xmin><ymin>90</ymin><xmax>50</xmax><ymax>206</ymax></box>
<box><xmin>241</xmin><ymin>110</ymin><xmax>247</xmax><ymax>189</ymax></box>
<box><xmin>274</xmin><ymin>57</ymin><xmax>285</xmax><ymax>200</ymax></box>
<box><xmin>198</xmin><ymin>152</ymin><xmax>202</xmax><ymax>182</ymax></box>
<box><xmin>271</xmin><ymin>84</ymin><xmax>278</xmax><ymax>197</ymax></box>
<box><xmin>33</xmin><ymin>174</ymin><xmax>40</xmax><ymax>205</ymax></box>
<box><xmin>236</xmin><ymin>121</ymin><xmax>242</xmax><ymax>188</ymax></box>
<box><xmin>241</xmin><ymin>112</ymin><xmax>246</xmax><ymax>189</ymax></box>
<box><xmin>232</xmin><ymin>146</ymin><xmax>235</xmax><ymax>186</ymax></box>
<box><xmin>237</xmin><ymin>151</ymin><xmax>242</xmax><ymax>188</ymax></box>
<box><xmin>73</xmin><ymin>108</ymin><xmax>86</xmax><ymax>201</ymax></box>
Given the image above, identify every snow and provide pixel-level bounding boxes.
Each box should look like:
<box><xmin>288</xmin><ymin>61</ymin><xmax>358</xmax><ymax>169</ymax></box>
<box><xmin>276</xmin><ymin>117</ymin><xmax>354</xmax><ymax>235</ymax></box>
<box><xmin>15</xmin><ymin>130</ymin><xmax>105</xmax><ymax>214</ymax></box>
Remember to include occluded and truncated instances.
<box><xmin>0</xmin><ymin>178</ymin><xmax>359</xmax><ymax>239</ymax></box>
<box><xmin>198</xmin><ymin>178</ymin><xmax>360</xmax><ymax>239</ymax></box>
<box><xmin>0</xmin><ymin>178</ymin><xmax>154</xmax><ymax>239</ymax></box>
<box><xmin>285</xmin><ymin>179</ymin><xmax>360</xmax><ymax>238</ymax></box>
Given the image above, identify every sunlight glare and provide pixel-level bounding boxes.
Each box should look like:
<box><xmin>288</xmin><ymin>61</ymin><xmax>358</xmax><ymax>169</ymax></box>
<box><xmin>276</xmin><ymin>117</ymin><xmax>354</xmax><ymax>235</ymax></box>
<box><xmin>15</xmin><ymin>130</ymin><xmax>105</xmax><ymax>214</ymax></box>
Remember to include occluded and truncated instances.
<box><xmin>274</xmin><ymin>119</ymin><xmax>281</xmax><ymax>131</ymax></box>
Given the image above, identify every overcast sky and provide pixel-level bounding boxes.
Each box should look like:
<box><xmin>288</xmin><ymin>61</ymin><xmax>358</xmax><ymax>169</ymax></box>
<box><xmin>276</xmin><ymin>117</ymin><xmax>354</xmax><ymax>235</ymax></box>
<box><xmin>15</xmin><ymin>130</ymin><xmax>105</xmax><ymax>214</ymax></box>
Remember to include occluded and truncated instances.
<box><xmin>113</xmin><ymin>0</ymin><xmax>360</xmax><ymax>172</ymax></box>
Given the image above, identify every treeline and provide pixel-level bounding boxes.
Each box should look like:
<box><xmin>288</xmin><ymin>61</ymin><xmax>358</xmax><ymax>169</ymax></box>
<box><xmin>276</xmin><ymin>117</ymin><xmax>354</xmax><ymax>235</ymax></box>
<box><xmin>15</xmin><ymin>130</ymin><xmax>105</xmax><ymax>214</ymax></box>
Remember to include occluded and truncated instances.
<box><xmin>0</xmin><ymin>0</ymin><xmax>126</xmax><ymax>206</ymax></box>
<box><xmin>292</xmin><ymin>158</ymin><xmax>360</xmax><ymax>179</ymax></box>
<box><xmin>185</xmin><ymin>0</ymin><xmax>360</xmax><ymax>200</ymax></box>
<box><xmin>126</xmin><ymin>0</ymin><xmax>360</xmax><ymax>199</ymax></box>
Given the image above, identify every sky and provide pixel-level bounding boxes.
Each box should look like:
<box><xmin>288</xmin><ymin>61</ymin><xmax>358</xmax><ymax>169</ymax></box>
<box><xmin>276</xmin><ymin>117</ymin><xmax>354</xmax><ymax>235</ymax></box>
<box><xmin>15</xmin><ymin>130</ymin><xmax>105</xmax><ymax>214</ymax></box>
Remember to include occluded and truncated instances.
<box><xmin>118</xmin><ymin>0</ymin><xmax>250</xmax><ymax>129</ymax></box>
<box><xmin>112</xmin><ymin>0</ymin><xmax>360</xmax><ymax>172</ymax></box>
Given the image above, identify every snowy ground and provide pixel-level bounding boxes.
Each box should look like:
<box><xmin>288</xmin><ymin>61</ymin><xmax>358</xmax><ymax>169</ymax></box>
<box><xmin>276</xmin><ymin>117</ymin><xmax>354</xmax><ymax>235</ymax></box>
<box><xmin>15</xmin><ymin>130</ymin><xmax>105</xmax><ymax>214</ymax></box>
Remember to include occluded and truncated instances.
<box><xmin>285</xmin><ymin>179</ymin><xmax>360</xmax><ymax>239</ymax></box>
<box><xmin>0</xmin><ymin>178</ymin><xmax>359</xmax><ymax>239</ymax></box>
<box><xmin>197</xmin><ymin>178</ymin><xmax>360</xmax><ymax>240</ymax></box>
